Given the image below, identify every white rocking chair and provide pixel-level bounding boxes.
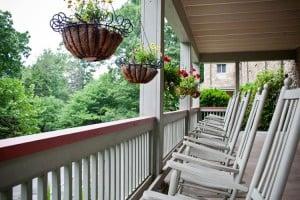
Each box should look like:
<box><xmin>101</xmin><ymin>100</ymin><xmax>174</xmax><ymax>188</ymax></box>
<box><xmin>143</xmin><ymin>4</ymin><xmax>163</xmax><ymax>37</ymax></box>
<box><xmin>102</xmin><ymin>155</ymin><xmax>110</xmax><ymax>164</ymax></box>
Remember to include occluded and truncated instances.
<box><xmin>142</xmin><ymin>78</ymin><xmax>300</xmax><ymax>200</ymax></box>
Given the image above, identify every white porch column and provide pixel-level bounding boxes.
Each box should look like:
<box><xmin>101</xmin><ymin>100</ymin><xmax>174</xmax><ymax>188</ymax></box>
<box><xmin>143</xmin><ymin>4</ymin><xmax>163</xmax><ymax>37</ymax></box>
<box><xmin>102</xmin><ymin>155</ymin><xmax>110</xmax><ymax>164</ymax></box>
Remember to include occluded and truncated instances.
<box><xmin>140</xmin><ymin>0</ymin><xmax>164</xmax><ymax>176</ymax></box>
<box><xmin>180</xmin><ymin>42</ymin><xmax>192</xmax><ymax>134</ymax></box>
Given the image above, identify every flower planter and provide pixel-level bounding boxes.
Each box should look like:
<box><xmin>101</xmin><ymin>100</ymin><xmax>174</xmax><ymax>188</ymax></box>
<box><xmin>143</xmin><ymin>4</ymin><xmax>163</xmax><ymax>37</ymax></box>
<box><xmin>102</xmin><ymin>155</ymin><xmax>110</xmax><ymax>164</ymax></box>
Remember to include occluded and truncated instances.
<box><xmin>62</xmin><ymin>24</ymin><xmax>123</xmax><ymax>61</ymax></box>
<box><xmin>50</xmin><ymin>12</ymin><xmax>132</xmax><ymax>62</ymax></box>
<box><xmin>121</xmin><ymin>64</ymin><xmax>158</xmax><ymax>84</ymax></box>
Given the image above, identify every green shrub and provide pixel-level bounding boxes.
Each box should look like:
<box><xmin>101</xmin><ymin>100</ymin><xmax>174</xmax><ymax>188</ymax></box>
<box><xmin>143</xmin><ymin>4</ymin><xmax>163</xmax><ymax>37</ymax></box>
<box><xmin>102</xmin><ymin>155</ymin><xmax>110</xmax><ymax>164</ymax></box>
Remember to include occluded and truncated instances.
<box><xmin>200</xmin><ymin>88</ymin><xmax>230</xmax><ymax>107</ymax></box>
<box><xmin>240</xmin><ymin>68</ymin><xmax>284</xmax><ymax>131</ymax></box>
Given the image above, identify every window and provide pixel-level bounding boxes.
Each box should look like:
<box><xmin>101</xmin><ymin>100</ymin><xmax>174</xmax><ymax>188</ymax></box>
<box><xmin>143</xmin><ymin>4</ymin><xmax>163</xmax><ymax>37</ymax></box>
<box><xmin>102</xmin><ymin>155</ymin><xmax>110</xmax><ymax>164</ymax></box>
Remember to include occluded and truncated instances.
<box><xmin>217</xmin><ymin>64</ymin><xmax>226</xmax><ymax>73</ymax></box>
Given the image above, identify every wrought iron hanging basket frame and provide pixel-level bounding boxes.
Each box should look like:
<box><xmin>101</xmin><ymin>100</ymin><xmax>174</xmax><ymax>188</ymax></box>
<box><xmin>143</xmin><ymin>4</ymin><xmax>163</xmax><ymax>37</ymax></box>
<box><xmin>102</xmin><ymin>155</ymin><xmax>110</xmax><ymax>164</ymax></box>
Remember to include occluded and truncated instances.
<box><xmin>116</xmin><ymin>57</ymin><xmax>163</xmax><ymax>84</ymax></box>
<box><xmin>50</xmin><ymin>9</ymin><xmax>133</xmax><ymax>61</ymax></box>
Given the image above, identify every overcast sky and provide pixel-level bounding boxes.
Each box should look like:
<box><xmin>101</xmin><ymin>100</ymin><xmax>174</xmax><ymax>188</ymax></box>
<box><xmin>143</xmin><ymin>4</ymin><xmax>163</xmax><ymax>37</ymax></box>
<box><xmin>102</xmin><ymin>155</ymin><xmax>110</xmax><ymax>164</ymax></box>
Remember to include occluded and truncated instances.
<box><xmin>1</xmin><ymin>0</ymin><xmax>128</xmax><ymax>65</ymax></box>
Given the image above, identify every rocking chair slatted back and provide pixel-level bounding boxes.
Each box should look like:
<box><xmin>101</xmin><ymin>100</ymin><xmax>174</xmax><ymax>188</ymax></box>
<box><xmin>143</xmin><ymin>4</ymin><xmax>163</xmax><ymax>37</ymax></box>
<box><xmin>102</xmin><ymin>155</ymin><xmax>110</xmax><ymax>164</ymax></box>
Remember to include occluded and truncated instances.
<box><xmin>224</xmin><ymin>92</ymin><xmax>241</xmax><ymax>132</ymax></box>
<box><xmin>247</xmin><ymin>78</ymin><xmax>300</xmax><ymax>200</ymax></box>
<box><xmin>229</xmin><ymin>85</ymin><xmax>268</xmax><ymax>199</ymax></box>
<box><xmin>226</xmin><ymin>92</ymin><xmax>250</xmax><ymax>145</ymax></box>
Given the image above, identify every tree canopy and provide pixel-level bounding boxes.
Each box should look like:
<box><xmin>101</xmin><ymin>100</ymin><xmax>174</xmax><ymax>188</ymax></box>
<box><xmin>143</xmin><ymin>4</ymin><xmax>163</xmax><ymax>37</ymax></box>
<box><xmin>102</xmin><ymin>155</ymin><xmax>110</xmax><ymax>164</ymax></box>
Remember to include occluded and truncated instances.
<box><xmin>0</xmin><ymin>10</ymin><xmax>30</xmax><ymax>78</ymax></box>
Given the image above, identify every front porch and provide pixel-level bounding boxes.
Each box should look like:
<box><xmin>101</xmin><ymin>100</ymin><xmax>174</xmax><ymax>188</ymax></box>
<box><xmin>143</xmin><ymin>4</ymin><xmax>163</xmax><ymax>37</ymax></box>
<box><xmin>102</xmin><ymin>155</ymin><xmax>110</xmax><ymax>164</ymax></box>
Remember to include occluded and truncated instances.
<box><xmin>1</xmin><ymin>0</ymin><xmax>300</xmax><ymax>199</ymax></box>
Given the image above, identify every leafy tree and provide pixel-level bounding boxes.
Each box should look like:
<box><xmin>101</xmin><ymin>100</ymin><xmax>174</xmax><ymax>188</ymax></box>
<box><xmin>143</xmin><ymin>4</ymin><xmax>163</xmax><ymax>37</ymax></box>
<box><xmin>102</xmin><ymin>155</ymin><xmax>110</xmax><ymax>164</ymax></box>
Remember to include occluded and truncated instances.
<box><xmin>67</xmin><ymin>59</ymin><xmax>95</xmax><ymax>93</ymax></box>
<box><xmin>0</xmin><ymin>78</ymin><xmax>39</xmax><ymax>138</ymax></box>
<box><xmin>240</xmin><ymin>68</ymin><xmax>284</xmax><ymax>130</ymax></box>
<box><xmin>0</xmin><ymin>11</ymin><xmax>30</xmax><ymax>78</ymax></box>
<box><xmin>58</xmin><ymin>69</ymin><xmax>139</xmax><ymax>128</ymax></box>
<box><xmin>33</xmin><ymin>96</ymin><xmax>64</xmax><ymax>132</ymax></box>
<box><xmin>23</xmin><ymin>50</ymin><xmax>70</xmax><ymax>100</ymax></box>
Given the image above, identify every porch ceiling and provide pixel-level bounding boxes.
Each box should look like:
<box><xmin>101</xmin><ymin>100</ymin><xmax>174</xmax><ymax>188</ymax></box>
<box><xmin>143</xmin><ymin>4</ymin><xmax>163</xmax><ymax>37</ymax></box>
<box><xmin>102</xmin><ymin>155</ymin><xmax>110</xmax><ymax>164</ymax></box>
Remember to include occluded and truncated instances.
<box><xmin>178</xmin><ymin>0</ymin><xmax>300</xmax><ymax>61</ymax></box>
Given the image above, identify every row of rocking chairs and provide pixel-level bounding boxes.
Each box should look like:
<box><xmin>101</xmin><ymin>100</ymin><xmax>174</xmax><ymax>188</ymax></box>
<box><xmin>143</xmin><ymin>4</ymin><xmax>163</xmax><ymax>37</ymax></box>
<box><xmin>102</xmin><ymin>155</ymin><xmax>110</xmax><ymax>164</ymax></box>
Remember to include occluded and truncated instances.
<box><xmin>142</xmin><ymin>78</ymin><xmax>300</xmax><ymax>200</ymax></box>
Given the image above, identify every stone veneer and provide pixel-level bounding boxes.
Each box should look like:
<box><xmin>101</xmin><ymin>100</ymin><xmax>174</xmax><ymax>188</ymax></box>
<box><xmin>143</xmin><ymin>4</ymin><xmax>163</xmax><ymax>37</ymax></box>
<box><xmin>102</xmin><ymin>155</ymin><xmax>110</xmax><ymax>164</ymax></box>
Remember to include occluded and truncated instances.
<box><xmin>201</xmin><ymin>60</ymin><xmax>298</xmax><ymax>90</ymax></box>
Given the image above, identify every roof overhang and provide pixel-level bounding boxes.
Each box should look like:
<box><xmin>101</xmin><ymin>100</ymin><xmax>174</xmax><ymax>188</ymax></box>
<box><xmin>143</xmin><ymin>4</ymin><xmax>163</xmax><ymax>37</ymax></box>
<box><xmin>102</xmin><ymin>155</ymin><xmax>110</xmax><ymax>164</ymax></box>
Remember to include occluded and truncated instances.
<box><xmin>177</xmin><ymin>0</ymin><xmax>300</xmax><ymax>62</ymax></box>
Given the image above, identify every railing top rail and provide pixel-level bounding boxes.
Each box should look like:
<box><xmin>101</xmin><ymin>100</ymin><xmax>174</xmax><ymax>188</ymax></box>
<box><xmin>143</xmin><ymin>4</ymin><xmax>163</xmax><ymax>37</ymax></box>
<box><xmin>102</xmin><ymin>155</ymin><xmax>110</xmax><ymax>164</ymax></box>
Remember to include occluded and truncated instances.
<box><xmin>163</xmin><ymin>110</ymin><xmax>188</xmax><ymax>125</ymax></box>
<box><xmin>200</xmin><ymin>107</ymin><xmax>227</xmax><ymax>112</ymax></box>
<box><xmin>190</xmin><ymin>107</ymin><xmax>200</xmax><ymax>114</ymax></box>
<box><xmin>0</xmin><ymin>116</ymin><xmax>155</xmax><ymax>162</ymax></box>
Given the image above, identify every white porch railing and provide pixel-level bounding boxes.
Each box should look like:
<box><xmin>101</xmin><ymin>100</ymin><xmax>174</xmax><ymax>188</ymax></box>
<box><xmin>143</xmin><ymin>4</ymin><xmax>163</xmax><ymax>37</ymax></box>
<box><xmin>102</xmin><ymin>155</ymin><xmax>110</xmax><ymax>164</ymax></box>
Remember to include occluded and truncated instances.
<box><xmin>199</xmin><ymin>107</ymin><xmax>226</xmax><ymax>120</ymax></box>
<box><xmin>0</xmin><ymin>108</ymin><xmax>199</xmax><ymax>200</ymax></box>
<box><xmin>162</xmin><ymin>110</ymin><xmax>187</xmax><ymax>158</ymax></box>
<box><xmin>0</xmin><ymin>117</ymin><xmax>155</xmax><ymax>200</ymax></box>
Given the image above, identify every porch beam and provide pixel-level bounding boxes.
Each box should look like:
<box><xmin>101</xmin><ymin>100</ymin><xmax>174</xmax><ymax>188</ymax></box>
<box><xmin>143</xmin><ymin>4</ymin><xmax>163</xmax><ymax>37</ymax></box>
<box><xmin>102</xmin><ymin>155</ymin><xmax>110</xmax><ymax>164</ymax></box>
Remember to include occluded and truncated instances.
<box><xmin>199</xmin><ymin>50</ymin><xmax>297</xmax><ymax>62</ymax></box>
<box><xmin>140</xmin><ymin>0</ymin><xmax>165</xmax><ymax>176</ymax></box>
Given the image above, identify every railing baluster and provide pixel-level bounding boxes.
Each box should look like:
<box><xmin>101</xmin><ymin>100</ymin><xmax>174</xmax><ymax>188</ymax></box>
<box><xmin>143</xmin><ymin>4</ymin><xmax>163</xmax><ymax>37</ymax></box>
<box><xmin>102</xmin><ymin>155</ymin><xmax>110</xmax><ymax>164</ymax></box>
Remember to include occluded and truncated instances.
<box><xmin>52</xmin><ymin>169</ymin><xmax>61</xmax><ymax>200</ymax></box>
<box><xmin>104</xmin><ymin>149</ymin><xmax>110</xmax><ymax>200</ymax></box>
<box><xmin>20</xmin><ymin>181</ymin><xmax>32</xmax><ymax>200</ymax></box>
<box><xmin>97</xmin><ymin>152</ymin><xmax>104</xmax><ymax>200</ymax></box>
<box><xmin>132</xmin><ymin>138</ymin><xmax>136</xmax><ymax>190</ymax></box>
<box><xmin>90</xmin><ymin>154</ymin><xmax>97</xmax><ymax>200</ymax></box>
<box><xmin>62</xmin><ymin>164</ymin><xmax>72</xmax><ymax>200</ymax></box>
<box><xmin>135</xmin><ymin>137</ymin><xmax>139</xmax><ymax>187</ymax></box>
<box><xmin>82</xmin><ymin>158</ymin><xmax>90</xmax><ymax>200</ymax></box>
<box><xmin>73</xmin><ymin>160</ymin><xmax>82</xmax><ymax>200</ymax></box>
<box><xmin>37</xmin><ymin>174</ymin><xmax>48</xmax><ymax>200</ymax></box>
<box><xmin>115</xmin><ymin>144</ymin><xmax>121</xmax><ymax>200</ymax></box>
<box><xmin>128</xmin><ymin>140</ymin><xmax>132</xmax><ymax>193</ymax></box>
<box><xmin>110</xmin><ymin>147</ymin><xmax>116</xmax><ymax>200</ymax></box>
<box><xmin>124</xmin><ymin>142</ymin><xmax>129</xmax><ymax>198</ymax></box>
<box><xmin>142</xmin><ymin>134</ymin><xmax>145</xmax><ymax>180</ymax></box>
<box><xmin>120</xmin><ymin>143</ymin><xmax>125</xmax><ymax>200</ymax></box>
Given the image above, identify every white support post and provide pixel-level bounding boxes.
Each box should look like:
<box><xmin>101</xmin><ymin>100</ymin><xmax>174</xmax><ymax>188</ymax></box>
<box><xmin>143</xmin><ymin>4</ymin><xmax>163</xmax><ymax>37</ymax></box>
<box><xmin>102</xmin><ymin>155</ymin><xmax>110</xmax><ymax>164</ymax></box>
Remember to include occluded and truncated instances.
<box><xmin>140</xmin><ymin>0</ymin><xmax>165</xmax><ymax>176</ymax></box>
<box><xmin>180</xmin><ymin>42</ymin><xmax>192</xmax><ymax>134</ymax></box>
<box><xmin>296</xmin><ymin>47</ymin><xmax>300</xmax><ymax>87</ymax></box>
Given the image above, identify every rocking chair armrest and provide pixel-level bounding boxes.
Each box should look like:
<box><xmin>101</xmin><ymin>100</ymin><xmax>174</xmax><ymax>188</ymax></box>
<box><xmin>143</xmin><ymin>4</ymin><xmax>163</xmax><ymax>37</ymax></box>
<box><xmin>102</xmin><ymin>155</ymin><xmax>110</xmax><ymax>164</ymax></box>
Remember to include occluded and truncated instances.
<box><xmin>184</xmin><ymin>136</ymin><xmax>230</xmax><ymax>151</ymax></box>
<box><xmin>191</xmin><ymin>128</ymin><xmax>227</xmax><ymax>138</ymax></box>
<box><xmin>197</xmin><ymin>123</ymin><xmax>224</xmax><ymax>131</ymax></box>
<box><xmin>166</xmin><ymin>161</ymin><xmax>248</xmax><ymax>192</ymax></box>
<box><xmin>142</xmin><ymin>191</ymin><xmax>199</xmax><ymax>200</ymax></box>
<box><xmin>182</xmin><ymin>141</ymin><xmax>235</xmax><ymax>161</ymax></box>
<box><xmin>172</xmin><ymin>152</ymin><xmax>239</xmax><ymax>174</ymax></box>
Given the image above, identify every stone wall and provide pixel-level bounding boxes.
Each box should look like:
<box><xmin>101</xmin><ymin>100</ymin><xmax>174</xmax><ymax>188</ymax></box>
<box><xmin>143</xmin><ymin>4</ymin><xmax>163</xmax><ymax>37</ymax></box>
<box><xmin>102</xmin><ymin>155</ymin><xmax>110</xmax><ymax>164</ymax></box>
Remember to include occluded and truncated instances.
<box><xmin>201</xmin><ymin>60</ymin><xmax>297</xmax><ymax>90</ymax></box>
<box><xmin>201</xmin><ymin>63</ymin><xmax>236</xmax><ymax>90</ymax></box>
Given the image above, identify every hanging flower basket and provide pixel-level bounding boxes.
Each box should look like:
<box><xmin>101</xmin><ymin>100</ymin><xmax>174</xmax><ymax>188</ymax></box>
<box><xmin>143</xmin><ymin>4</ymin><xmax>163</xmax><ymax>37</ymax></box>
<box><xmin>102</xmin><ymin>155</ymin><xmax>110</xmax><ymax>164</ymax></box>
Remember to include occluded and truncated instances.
<box><xmin>121</xmin><ymin>64</ymin><xmax>158</xmax><ymax>84</ymax></box>
<box><xmin>116</xmin><ymin>44</ymin><xmax>162</xmax><ymax>84</ymax></box>
<box><xmin>50</xmin><ymin>1</ymin><xmax>133</xmax><ymax>62</ymax></box>
<box><xmin>176</xmin><ymin>69</ymin><xmax>200</xmax><ymax>98</ymax></box>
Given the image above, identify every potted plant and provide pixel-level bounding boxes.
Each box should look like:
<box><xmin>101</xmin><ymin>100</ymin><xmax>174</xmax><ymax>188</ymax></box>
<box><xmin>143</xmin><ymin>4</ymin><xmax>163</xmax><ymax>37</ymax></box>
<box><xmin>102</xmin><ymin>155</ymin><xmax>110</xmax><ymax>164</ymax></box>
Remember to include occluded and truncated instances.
<box><xmin>176</xmin><ymin>68</ymin><xmax>201</xmax><ymax>98</ymax></box>
<box><xmin>116</xmin><ymin>44</ymin><xmax>162</xmax><ymax>84</ymax></box>
<box><xmin>50</xmin><ymin>0</ymin><xmax>133</xmax><ymax>62</ymax></box>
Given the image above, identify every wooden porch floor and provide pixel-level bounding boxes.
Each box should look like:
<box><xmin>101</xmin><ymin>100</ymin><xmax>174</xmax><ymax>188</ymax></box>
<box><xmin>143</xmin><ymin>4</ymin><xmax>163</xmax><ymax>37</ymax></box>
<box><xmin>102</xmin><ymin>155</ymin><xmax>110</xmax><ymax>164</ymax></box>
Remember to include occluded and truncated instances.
<box><xmin>171</xmin><ymin>132</ymin><xmax>300</xmax><ymax>199</ymax></box>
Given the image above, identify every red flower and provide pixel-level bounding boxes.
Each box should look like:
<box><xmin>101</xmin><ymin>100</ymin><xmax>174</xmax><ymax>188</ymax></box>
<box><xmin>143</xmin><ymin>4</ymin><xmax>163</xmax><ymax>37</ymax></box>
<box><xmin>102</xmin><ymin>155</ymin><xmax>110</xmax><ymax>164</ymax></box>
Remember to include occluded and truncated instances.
<box><xmin>194</xmin><ymin>74</ymin><xmax>200</xmax><ymax>80</ymax></box>
<box><xmin>163</xmin><ymin>55</ymin><xmax>171</xmax><ymax>63</ymax></box>
<box><xmin>179</xmin><ymin>69</ymin><xmax>189</xmax><ymax>77</ymax></box>
<box><xmin>192</xmin><ymin>67</ymin><xmax>196</xmax><ymax>72</ymax></box>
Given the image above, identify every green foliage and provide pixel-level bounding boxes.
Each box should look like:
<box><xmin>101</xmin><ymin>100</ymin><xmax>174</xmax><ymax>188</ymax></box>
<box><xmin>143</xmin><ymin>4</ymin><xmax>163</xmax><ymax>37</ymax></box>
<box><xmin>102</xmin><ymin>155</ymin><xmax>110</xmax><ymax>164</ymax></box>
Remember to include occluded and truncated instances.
<box><xmin>58</xmin><ymin>69</ymin><xmax>139</xmax><ymax>128</ymax></box>
<box><xmin>75</xmin><ymin>0</ymin><xmax>104</xmax><ymax>23</ymax></box>
<box><xmin>200</xmin><ymin>88</ymin><xmax>230</xmax><ymax>107</ymax></box>
<box><xmin>164</xmin><ymin>61</ymin><xmax>180</xmax><ymax>111</ymax></box>
<box><xmin>177</xmin><ymin>76</ymin><xmax>198</xmax><ymax>97</ymax></box>
<box><xmin>33</xmin><ymin>96</ymin><xmax>64</xmax><ymax>132</ymax></box>
<box><xmin>199</xmin><ymin>63</ymin><xmax>204</xmax><ymax>83</ymax></box>
<box><xmin>0</xmin><ymin>78</ymin><xmax>39</xmax><ymax>138</ymax></box>
<box><xmin>132</xmin><ymin>44</ymin><xmax>159</xmax><ymax>64</ymax></box>
<box><xmin>23</xmin><ymin>50</ymin><xmax>70</xmax><ymax>100</ymax></box>
<box><xmin>164</xmin><ymin>22</ymin><xmax>180</xmax><ymax>65</ymax></box>
<box><xmin>0</xmin><ymin>10</ymin><xmax>30</xmax><ymax>78</ymax></box>
<box><xmin>240</xmin><ymin>68</ymin><xmax>284</xmax><ymax>130</ymax></box>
